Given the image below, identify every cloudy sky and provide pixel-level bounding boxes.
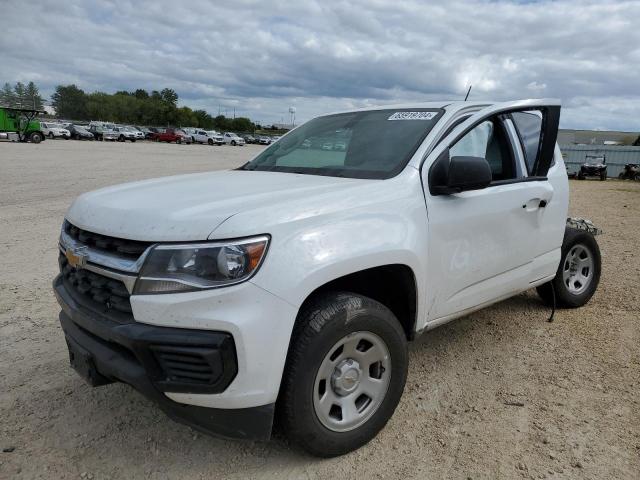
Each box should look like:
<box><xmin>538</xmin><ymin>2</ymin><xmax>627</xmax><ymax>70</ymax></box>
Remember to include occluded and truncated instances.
<box><xmin>2</xmin><ymin>0</ymin><xmax>640</xmax><ymax>130</ymax></box>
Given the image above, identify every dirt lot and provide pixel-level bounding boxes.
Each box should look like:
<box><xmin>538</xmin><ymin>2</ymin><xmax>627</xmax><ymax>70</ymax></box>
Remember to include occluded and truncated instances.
<box><xmin>1</xmin><ymin>140</ymin><xmax>638</xmax><ymax>479</ymax></box>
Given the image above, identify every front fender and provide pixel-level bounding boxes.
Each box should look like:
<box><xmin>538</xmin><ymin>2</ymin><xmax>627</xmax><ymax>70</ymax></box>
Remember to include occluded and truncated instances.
<box><xmin>250</xmin><ymin>210</ymin><xmax>427</xmax><ymax>309</ymax></box>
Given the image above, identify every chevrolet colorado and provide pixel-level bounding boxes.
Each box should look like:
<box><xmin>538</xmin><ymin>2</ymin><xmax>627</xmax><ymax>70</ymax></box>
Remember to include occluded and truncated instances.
<box><xmin>54</xmin><ymin>99</ymin><xmax>601</xmax><ymax>457</ymax></box>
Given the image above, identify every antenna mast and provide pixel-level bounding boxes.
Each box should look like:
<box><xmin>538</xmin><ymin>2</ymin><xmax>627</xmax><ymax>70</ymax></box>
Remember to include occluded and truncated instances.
<box><xmin>464</xmin><ymin>85</ymin><xmax>472</xmax><ymax>101</ymax></box>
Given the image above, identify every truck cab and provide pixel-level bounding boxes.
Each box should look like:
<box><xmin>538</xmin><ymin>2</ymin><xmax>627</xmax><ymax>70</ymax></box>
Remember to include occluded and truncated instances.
<box><xmin>54</xmin><ymin>99</ymin><xmax>600</xmax><ymax>457</ymax></box>
<box><xmin>0</xmin><ymin>107</ymin><xmax>45</xmax><ymax>143</ymax></box>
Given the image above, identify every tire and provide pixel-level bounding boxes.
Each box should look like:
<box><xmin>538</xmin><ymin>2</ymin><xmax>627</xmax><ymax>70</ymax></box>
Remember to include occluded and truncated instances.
<box><xmin>48</xmin><ymin>132</ymin><xmax>54</xmax><ymax>139</ymax></box>
<box><xmin>279</xmin><ymin>292</ymin><xmax>408</xmax><ymax>457</ymax></box>
<box><xmin>208</xmin><ymin>138</ymin><xmax>213</xmax><ymax>145</ymax></box>
<box><xmin>600</xmin><ymin>171</ymin><xmax>606</xmax><ymax>181</ymax></box>
<box><xmin>231</xmin><ymin>140</ymin><xmax>236</xmax><ymax>146</ymax></box>
<box><xmin>177</xmin><ymin>138</ymin><xmax>182</xmax><ymax>144</ymax></box>
<box><xmin>30</xmin><ymin>132</ymin><xmax>43</xmax><ymax>144</ymax></box>
<box><xmin>536</xmin><ymin>227</ymin><xmax>601</xmax><ymax>308</ymax></box>
<box><xmin>130</xmin><ymin>139</ymin><xmax>136</xmax><ymax>142</ymax></box>
<box><xmin>618</xmin><ymin>172</ymin><xmax>626</xmax><ymax>180</ymax></box>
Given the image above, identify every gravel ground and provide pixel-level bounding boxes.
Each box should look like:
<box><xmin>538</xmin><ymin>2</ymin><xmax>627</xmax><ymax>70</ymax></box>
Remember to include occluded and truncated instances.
<box><xmin>1</xmin><ymin>140</ymin><xmax>638</xmax><ymax>479</ymax></box>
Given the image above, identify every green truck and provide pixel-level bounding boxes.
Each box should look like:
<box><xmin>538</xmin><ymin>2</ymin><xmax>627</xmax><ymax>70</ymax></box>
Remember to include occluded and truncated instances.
<box><xmin>0</xmin><ymin>106</ymin><xmax>46</xmax><ymax>143</ymax></box>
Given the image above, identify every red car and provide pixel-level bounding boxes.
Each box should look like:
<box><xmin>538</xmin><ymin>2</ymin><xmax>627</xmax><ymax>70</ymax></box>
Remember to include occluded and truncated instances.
<box><xmin>154</xmin><ymin>128</ymin><xmax>192</xmax><ymax>144</ymax></box>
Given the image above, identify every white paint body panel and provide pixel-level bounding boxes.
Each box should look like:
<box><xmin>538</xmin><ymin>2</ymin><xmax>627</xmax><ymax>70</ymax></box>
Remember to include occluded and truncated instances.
<box><xmin>63</xmin><ymin>99</ymin><xmax>569</xmax><ymax>410</ymax></box>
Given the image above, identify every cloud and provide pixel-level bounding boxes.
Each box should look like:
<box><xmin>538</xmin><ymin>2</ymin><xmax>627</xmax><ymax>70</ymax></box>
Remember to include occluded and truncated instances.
<box><xmin>1</xmin><ymin>0</ymin><xmax>639</xmax><ymax>129</ymax></box>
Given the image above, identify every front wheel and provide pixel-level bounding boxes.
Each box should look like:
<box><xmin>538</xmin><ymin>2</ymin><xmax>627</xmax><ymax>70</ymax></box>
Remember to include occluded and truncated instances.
<box><xmin>30</xmin><ymin>132</ymin><xmax>43</xmax><ymax>144</ymax></box>
<box><xmin>537</xmin><ymin>227</ymin><xmax>601</xmax><ymax>308</ymax></box>
<box><xmin>48</xmin><ymin>132</ymin><xmax>54</xmax><ymax>139</ymax></box>
<box><xmin>279</xmin><ymin>292</ymin><xmax>408</xmax><ymax>457</ymax></box>
<box><xmin>231</xmin><ymin>140</ymin><xmax>236</xmax><ymax>146</ymax></box>
<box><xmin>208</xmin><ymin>138</ymin><xmax>213</xmax><ymax>145</ymax></box>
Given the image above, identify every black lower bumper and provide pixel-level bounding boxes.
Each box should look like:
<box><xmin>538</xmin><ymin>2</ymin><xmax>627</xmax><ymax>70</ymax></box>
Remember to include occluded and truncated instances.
<box><xmin>53</xmin><ymin>274</ymin><xmax>274</xmax><ymax>440</ymax></box>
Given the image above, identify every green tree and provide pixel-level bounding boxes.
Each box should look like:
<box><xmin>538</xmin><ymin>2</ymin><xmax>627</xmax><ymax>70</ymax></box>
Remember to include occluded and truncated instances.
<box><xmin>1</xmin><ymin>82</ymin><xmax>16</xmax><ymax>107</ymax></box>
<box><xmin>51</xmin><ymin>84</ymin><xmax>88</xmax><ymax>119</ymax></box>
<box><xmin>160</xmin><ymin>88</ymin><xmax>178</xmax><ymax>107</ymax></box>
<box><xmin>231</xmin><ymin>117</ymin><xmax>255</xmax><ymax>132</ymax></box>
<box><xmin>25</xmin><ymin>81</ymin><xmax>44</xmax><ymax>109</ymax></box>
<box><xmin>134</xmin><ymin>89</ymin><xmax>149</xmax><ymax>99</ymax></box>
<box><xmin>193</xmin><ymin>109</ymin><xmax>214</xmax><ymax>129</ymax></box>
<box><xmin>14</xmin><ymin>82</ymin><xmax>26</xmax><ymax>108</ymax></box>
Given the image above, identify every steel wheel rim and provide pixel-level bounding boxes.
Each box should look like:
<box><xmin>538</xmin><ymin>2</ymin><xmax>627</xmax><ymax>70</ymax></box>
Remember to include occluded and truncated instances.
<box><xmin>313</xmin><ymin>331</ymin><xmax>391</xmax><ymax>433</ymax></box>
<box><xmin>562</xmin><ymin>244</ymin><xmax>594</xmax><ymax>295</ymax></box>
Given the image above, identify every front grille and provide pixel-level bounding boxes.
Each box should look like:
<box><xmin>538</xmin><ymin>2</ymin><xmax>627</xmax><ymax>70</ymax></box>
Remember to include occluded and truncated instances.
<box><xmin>63</xmin><ymin>221</ymin><xmax>150</xmax><ymax>259</ymax></box>
<box><xmin>59</xmin><ymin>253</ymin><xmax>132</xmax><ymax>315</ymax></box>
<box><xmin>151</xmin><ymin>345</ymin><xmax>223</xmax><ymax>386</ymax></box>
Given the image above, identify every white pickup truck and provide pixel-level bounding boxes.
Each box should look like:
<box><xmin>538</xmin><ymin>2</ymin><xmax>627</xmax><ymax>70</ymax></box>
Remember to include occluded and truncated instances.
<box><xmin>54</xmin><ymin>99</ymin><xmax>601</xmax><ymax>457</ymax></box>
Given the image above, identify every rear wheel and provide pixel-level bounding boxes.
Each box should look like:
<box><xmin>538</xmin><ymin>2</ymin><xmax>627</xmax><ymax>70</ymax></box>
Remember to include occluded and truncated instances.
<box><xmin>279</xmin><ymin>292</ymin><xmax>408</xmax><ymax>457</ymax></box>
<box><xmin>177</xmin><ymin>138</ymin><xmax>182</xmax><ymax>144</ymax></box>
<box><xmin>537</xmin><ymin>227</ymin><xmax>601</xmax><ymax>308</ymax></box>
<box><xmin>48</xmin><ymin>132</ymin><xmax>54</xmax><ymax>139</ymax></box>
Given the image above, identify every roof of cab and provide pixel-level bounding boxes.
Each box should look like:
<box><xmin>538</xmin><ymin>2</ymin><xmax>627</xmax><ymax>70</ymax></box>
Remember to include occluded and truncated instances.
<box><xmin>321</xmin><ymin>101</ymin><xmax>494</xmax><ymax>117</ymax></box>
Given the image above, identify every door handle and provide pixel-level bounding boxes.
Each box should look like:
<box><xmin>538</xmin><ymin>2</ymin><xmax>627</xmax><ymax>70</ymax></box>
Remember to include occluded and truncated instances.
<box><xmin>522</xmin><ymin>198</ymin><xmax>549</xmax><ymax>211</ymax></box>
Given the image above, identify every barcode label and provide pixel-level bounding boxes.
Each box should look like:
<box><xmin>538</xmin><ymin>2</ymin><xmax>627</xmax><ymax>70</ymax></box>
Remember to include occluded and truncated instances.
<box><xmin>388</xmin><ymin>111</ymin><xmax>437</xmax><ymax>121</ymax></box>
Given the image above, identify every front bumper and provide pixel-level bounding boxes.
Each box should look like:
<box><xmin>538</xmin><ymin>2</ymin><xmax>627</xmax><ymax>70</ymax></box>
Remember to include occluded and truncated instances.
<box><xmin>53</xmin><ymin>274</ymin><xmax>276</xmax><ymax>440</ymax></box>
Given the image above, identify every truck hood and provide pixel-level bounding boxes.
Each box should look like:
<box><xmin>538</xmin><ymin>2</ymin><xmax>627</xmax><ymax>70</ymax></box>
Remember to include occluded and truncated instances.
<box><xmin>65</xmin><ymin>170</ymin><xmax>366</xmax><ymax>241</ymax></box>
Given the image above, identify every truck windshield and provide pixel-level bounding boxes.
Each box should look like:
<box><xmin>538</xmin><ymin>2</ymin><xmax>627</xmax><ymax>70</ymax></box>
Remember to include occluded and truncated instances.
<box><xmin>241</xmin><ymin>108</ymin><xmax>443</xmax><ymax>179</ymax></box>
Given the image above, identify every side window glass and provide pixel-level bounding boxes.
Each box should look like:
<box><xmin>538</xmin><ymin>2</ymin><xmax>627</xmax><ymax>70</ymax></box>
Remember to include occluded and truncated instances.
<box><xmin>450</xmin><ymin>117</ymin><xmax>518</xmax><ymax>182</ymax></box>
<box><xmin>511</xmin><ymin>111</ymin><xmax>542</xmax><ymax>174</ymax></box>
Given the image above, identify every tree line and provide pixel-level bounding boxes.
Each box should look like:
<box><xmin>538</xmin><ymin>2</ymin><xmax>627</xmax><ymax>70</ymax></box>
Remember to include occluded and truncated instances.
<box><xmin>1</xmin><ymin>82</ymin><xmax>45</xmax><ymax>110</ymax></box>
<box><xmin>50</xmin><ymin>84</ymin><xmax>256</xmax><ymax>131</ymax></box>
<box><xmin>2</xmin><ymin>81</ymin><xmax>257</xmax><ymax>131</ymax></box>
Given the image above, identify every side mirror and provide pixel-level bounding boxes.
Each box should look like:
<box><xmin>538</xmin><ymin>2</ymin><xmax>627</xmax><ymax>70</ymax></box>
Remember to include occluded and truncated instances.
<box><xmin>429</xmin><ymin>148</ymin><xmax>492</xmax><ymax>195</ymax></box>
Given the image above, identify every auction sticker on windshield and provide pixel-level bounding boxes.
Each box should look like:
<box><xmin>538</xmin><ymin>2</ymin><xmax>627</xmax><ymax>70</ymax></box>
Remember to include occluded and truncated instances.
<box><xmin>388</xmin><ymin>111</ymin><xmax>438</xmax><ymax>120</ymax></box>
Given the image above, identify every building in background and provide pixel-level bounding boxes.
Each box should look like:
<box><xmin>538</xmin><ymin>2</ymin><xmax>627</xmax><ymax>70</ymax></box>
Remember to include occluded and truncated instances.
<box><xmin>558</xmin><ymin>129</ymin><xmax>640</xmax><ymax>146</ymax></box>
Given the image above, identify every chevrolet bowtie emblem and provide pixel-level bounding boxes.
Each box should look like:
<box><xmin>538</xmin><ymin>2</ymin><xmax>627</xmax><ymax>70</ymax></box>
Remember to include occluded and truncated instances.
<box><xmin>65</xmin><ymin>246</ymin><xmax>89</xmax><ymax>269</ymax></box>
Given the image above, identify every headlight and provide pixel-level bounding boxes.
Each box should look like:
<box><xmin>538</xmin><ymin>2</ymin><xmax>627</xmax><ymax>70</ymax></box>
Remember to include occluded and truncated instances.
<box><xmin>134</xmin><ymin>236</ymin><xmax>269</xmax><ymax>294</ymax></box>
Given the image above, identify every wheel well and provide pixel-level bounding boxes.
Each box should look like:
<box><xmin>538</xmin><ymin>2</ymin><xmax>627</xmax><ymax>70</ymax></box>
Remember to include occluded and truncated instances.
<box><xmin>301</xmin><ymin>264</ymin><xmax>418</xmax><ymax>340</ymax></box>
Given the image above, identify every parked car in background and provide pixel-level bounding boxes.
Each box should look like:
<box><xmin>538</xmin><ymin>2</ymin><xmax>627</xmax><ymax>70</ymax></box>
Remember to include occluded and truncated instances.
<box><xmin>137</xmin><ymin>127</ymin><xmax>152</xmax><ymax>139</ymax></box>
<box><xmin>67</xmin><ymin>124</ymin><xmax>94</xmax><ymax>140</ymax></box>
<box><xmin>145</xmin><ymin>127</ymin><xmax>163</xmax><ymax>140</ymax></box>
<box><xmin>578</xmin><ymin>155</ymin><xmax>607</xmax><ymax>181</ymax></box>
<box><xmin>189</xmin><ymin>129</ymin><xmax>214</xmax><ymax>144</ymax></box>
<box><xmin>125</xmin><ymin>126</ymin><xmax>145</xmax><ymax>141</ymax></box>
<box><xmin>112</xmin><ymin>126</ymin><xmax>139</xmax><ymax>142</ymax></box>
<box><xmin>257</xmin><ymin>136</ymin><xmax>271</xmax><ymax>145</ymax></box>
<box><xmin>242</xmin><ymin>134</ymin><xmax>256</xmax><ymax>144</ymax></box>
<box><xmin>618</xmin><ymin>163</ymin><xmax>640</xmax><ymax>181</ymax></box>
<box><xmin>88</xmin><ymin>125</ymin><xmax>119</xmax><ymax>141</ymax></box>
<box><xmin>205</xmin><ymin>131</ymin><xmax>224</xmax><ymax>145</ymax></box>
<box><xmin>223</xmin><ymin>132</ymin><xmax>245</xmax><ymax>146</ymax></box>
<box><xmin>271</xmin><ymin>136</ymin><xmax>282</xmax><ymax>142</ymax></box>
<box><xmin>155</xmin><ymin>128</ymin><xmax>192</xmax><ymax>144</ymax></box>
<box><xmin>40</xmin><ymin>122</ymin><xmax>70</xmax><ymax>139</ymax></box>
